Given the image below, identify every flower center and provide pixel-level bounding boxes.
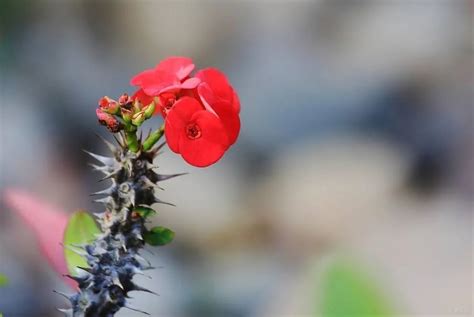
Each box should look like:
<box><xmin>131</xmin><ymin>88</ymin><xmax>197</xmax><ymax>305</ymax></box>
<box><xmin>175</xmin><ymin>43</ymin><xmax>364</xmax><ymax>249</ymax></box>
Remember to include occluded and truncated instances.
<box><xmin>185</xmin><ymin>123</ymin><xmax>202</xmax><ymax>140</ymax></box>
<box><xmin>164</xmin><ymin>98</ymin><xmax>175</xmax><ymax>110</ymax></box>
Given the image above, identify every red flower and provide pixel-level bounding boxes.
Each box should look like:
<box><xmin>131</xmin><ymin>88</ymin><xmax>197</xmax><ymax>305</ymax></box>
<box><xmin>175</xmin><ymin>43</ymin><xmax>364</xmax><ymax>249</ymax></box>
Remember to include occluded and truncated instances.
<box><xmin>194</xmin><ymin>68</ymin><xmax>241</xmax><ymax>146</ymax></box>
<box><xmin>165</xmin><ymin>97</ymin><xmax>228</xmax><ymax>167</ymax></box>
<box><xmin>130</xmin><ymin>57</ymin><xmax>200</xmax><ymax>97</ymax></box>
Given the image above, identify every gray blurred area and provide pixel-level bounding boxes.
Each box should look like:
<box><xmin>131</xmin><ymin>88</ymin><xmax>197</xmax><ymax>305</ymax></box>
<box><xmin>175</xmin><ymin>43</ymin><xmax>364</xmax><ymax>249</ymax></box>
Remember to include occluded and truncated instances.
<box><xmin>0</xmin><ymin>0</ymin><xmax>472</xmax><ymax>316</ymax></box>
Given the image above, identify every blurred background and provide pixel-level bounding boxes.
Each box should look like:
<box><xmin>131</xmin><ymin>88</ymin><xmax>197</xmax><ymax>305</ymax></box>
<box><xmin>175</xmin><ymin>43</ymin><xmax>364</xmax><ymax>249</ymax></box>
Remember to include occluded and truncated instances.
<box><xmin>0</xmin><ymin>0</ymin><xmax>472</xmax><ymax>316</ymax></box>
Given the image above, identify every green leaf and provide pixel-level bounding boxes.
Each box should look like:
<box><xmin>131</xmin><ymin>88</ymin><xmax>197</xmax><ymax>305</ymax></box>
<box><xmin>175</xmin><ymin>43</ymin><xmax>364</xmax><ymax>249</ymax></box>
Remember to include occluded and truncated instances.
<box><xmin>318</xmin><ymin>259</ymin><xmax>394</xmax><ymax>317</ymax></box>
<box><xmin>63</xmin><ymin>210</ymin><xmax>100</xmax><ymax>276</ymax></box>
<box><xmin>0</xmin><ymin>273</ymin><xmax>8</xmax><ymax>287</ymax></box>
<box><xmin>144</xmin><ymin>226</ymin><xmax>174</xmax><ymax>246</ymax></box>
<box><xmin>134</xmin><ymin>206</ymin><xmax>157</xmax><ymax>219</ymax></box>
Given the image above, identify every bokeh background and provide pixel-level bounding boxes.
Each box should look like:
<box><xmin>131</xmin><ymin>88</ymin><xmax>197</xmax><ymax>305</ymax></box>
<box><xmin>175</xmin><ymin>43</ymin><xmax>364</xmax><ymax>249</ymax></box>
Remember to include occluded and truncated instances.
<box><xmin>0</xmin><ymin>0</ymin><xmax>472</xmax><ymax>316</ymax></box>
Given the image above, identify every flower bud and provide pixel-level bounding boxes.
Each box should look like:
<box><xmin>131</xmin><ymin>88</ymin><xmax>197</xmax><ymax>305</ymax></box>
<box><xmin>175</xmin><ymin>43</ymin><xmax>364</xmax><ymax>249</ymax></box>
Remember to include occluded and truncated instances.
<box><xmin>118</xmin><ymin>93</ymin><xmax>131</xmax><ymax>106</ymax></box>
<box><xmin>143</xmin><ymin>102</ymin><xmax>156</xmax><ymax>119</ymax></box>
<box><xmin>98</xmin><ymin>96</ymin><xmax>120</xmax><ymax>114</ymax></box>
<box><xmin>96</xmin><ymin>108</ymin><xmax>122</xmax><ymax>133</ymax></box>
<box><xmin>131</xmin><ymin>110</ymin><xmax>146</xmax><ymax>126</ymax></box>
<box><xmin>121</xmin><ymin>108</ymin><xmax>133</xmax><ymax>124</ymax></box>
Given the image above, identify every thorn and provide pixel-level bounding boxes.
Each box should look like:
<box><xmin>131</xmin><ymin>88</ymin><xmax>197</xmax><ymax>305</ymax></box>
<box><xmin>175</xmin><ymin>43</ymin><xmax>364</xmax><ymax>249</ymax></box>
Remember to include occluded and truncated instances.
<box><xmin>57</xmin><ymin>308</ymin><xmax>73</xmax><ymax>316</ymax></box>
<box><xmin>83</xmin><ymin>149</ymin><xmax>115</xmax><ymax>165</ymax></box>
<box><xmin>130</xmin><ymin>283</ymin><xmax>158</xmax><ymax>295</ymax></box>
<box><xmin>90</xmin><ymin>186</ymin><xmax>115</xmax><ymax>196</ymax></box>
<box><xmin>157</xmin><ymin>172</ymin><xmax>188</xmax><ymax>182</ymax></box>
<box><xmin>113</xmin><ymin>134</ymin><xmax>126</xmax><ymax>149</ymax></box>
<box><xmin>98</xmin><ymin>169</ymin><xmax>121</xmax><ymax>181</ymax></box>
<box><xmin>153</xmin><ymin>197</ymin><xmax>176</xmax><ymax>207</ymax></box>
<box><xmin>93</xmin><ymin>196</ymin><xmax>112</xmax><ymax>204</ymax></box>
<box><xmin>95</xmin><ymin>133</ymin><xmax>117</xmax><ymax>154</ymax></box>
<box><xmin>140</xmin><ymin>176</ymin><xmax>157</xmax><ymax>189</ymax></box>
<box><xmin>124</xmin><ymin>304</ymin><xmax>151</xmax><ymax>315</ymax></box>
<box><xmin>63</xmin><ymin>274</ymin><xmax>85</xmax><ymax>283</ymax></box>
<box><xmin>53</xmin><ymin>290</ymin><xmax>71</xmax><ymax>300</ymax></box>
<box><xmin>76</xmin><ymin>266</ymin><xmax>93</xmax><ymax>274</ymax></box>
<box><xmin>134</xmin><ymin>254</ymin><xmax>152</xmax><ymax>268</ymax></box>
<box><xmin>150</xmin><ymin>142</ymin><xmax>166</xmax><ymax>156</ymax></box>
<box><xmin>112</xmin><ymin>275</ymin><xmax>124</xmax><ymax>289</ymax></box>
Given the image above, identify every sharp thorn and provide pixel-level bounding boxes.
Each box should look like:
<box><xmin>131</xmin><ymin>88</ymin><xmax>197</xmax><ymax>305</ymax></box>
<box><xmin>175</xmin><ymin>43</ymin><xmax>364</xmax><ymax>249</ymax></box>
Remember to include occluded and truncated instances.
<box><xmin>95</xmin><ymin>133</ymin><xmax>117</xmax><ymax>154</ymax></box>
<box><xmin>83</xmin><ymin>150</ymin><xmax>115</xmax><ymax>165</ymax></box>
<box><xmin>157</xmin><ymin>172</ymin><xmax>188</xmax><ymax>182</ymax></box>
<box><xmin>153</xmin><ymin>197</ymin><xmax>176</xmax><ymax>207</ymax></box>
<box><xmin>53</xmin><ymin>290</ymin><xmax>71</xmax><ymax>300</ymax></box>
<box><xmin>150</xmin><ymin>142</ymin><xmax>166</xmax><ymax>156</ymax></box>
<box><xmin>90</xmin><ymin>187</ymin><xmax>114</xmax><ymax>196</ymax></box>
<box><xmin>124</xmin><ymin>305</ymin><xmax>151</xmax><ymax>315</ymax></box>
<box><xmin>57</xmin><ymin>308</ymin><xmax>73</xmax><ymax>316</ymax></box>
<box><xmin>131</xmin><ymin>283</ymin><xmax>158</xmax><ymax>295</ymax></box>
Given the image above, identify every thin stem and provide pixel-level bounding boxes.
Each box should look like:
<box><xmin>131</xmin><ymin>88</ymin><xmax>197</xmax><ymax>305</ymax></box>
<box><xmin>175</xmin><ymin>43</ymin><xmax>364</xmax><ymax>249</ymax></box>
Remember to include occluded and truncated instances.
<box><xmin>143</xmin><ymin>125</ymin><xmax>165</xmax><ymax>151</ymax></box>
<box><xmin>125</xmin><ymin>128</ymin><xmax>139</xmax><ymax>153</ymax></box>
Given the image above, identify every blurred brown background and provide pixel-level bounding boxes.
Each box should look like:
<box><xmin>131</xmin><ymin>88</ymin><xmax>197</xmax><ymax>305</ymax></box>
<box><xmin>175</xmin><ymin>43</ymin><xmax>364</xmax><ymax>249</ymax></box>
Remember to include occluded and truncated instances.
<box><xmin>0</xmin><ymin>0</ymin><xmax>472</xmax><ymax>316</ymax></box>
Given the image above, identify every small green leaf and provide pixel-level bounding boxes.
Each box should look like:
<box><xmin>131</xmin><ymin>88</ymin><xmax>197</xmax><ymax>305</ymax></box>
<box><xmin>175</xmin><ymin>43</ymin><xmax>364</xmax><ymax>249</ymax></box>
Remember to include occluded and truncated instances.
<box><xmin>63</xmin><ymin>210</ymin><xmax>100</xmax><ymax>276</ymax></box>
<box><xmin>0</xmin><ymin>273</ymin><xmax>8</xmax><ymax>287</ymax></box>
<box><xmin>318</xmin><ymin>259</ymin><xmax>394</xmax><ymax>317</ymax></box>
<box><xmin>134</xmin><ymin>206</ymin><xmax>157</xmax><ymax>219</ymax></box>
<box><xmin>144</xmin><ymin>226</ymin><xmax>174</xmax><ymax>246</ymax></box>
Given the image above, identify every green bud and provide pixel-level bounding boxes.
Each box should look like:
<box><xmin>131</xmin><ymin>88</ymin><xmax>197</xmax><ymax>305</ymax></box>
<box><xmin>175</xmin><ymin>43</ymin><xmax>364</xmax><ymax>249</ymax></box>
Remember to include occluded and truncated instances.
<box><xmin>121</xmin><ymin>108</ymin><xmax>133</xmax><ymax>124</ymax></box>
<box><xmin>131</xmin><ymin>111</ymin><xmax>146</xmax><ymax>126</ymax></box>
<box><xmin>144</xmin><ymin>102</ymin><xmax>156</xmax><ymax>119</ymax></box>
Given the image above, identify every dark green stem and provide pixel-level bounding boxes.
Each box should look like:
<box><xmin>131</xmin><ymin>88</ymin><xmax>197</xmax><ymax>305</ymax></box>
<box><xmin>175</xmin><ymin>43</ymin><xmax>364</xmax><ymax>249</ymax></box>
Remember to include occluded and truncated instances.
<box><xmin>125</xmin><ymin>128</ymin><xmax>139</xmax><ymax>153</ymax></box>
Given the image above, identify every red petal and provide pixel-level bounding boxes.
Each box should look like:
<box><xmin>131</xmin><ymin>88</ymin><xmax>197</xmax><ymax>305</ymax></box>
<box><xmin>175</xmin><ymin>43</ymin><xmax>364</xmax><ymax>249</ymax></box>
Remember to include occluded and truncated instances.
<box><xmin>180</xmin><ymin>77</ymin><xmax>201</xmax><ymax>90</ymax></box>
<box><xmin>210</xmin><ymin>100</ymin><xmax>241</xmax><ymax>146</ymax></box>
<box><xmin>178</xmin><ymin>111</ymin><xmax>228</xmax><ymax>167</ymax></box>
<box><xmin>232</xmin><ymin>89</ymin><xmax>240</xmax><ymax>113</ymax></box>
<box><xmin>3</xmin><ymin>189</ymin><xmax>76</xmax><ymax>289</ymax></box>
<box><xmin>131</xmin><ymin>89</ymin><xmax>154</xmax><ymax>107</ymax></box>
<box><xmin>164</xmin><ymin>97</ymin><xmax>204</xmax><ymax>153</ymax></box>
<box><xmin>195</xmin><ymin>68</ymin><xmax>233</xmax><ymax>103</ymax></box>
<box><xmin>130</xmin><ymin>68</ymin><xmax>155</xmax><ymax>86</ymax></box>
<box><xmin>156</xmin><ymin>56</ymin><xmax>195</xmax><ymax>80</ymax></box>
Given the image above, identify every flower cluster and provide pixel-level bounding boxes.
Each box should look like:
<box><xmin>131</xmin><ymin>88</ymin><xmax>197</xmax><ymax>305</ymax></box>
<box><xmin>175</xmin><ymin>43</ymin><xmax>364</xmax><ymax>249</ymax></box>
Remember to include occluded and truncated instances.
<box><xmin>96</xmin><ymin>93</ymin><xmax>156</xmax><ymax>132</ymax></box>
<box><xmin>130</xmin><ymin>57</ymin><xmax>241</xmax><ymax>167</ymax></box>
<box><xmin>96</xmin><ymin>57</ymin><xmax>240</xmax><ymax>167</ymax></box>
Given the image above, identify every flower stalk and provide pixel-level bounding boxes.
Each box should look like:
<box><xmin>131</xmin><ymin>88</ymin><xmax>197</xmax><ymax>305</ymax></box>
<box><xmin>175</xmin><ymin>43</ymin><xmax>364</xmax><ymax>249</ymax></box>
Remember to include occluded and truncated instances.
<box><xmin>58</xmin><ymin>56</ymin><xmax>241</xmax><ymax>316</ymax></box>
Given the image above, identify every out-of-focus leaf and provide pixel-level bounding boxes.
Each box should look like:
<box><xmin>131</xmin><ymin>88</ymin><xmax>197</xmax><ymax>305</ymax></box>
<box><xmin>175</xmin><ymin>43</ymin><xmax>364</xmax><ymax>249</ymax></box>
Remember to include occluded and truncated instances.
<box><xmin>144</xmin><ymin>226</ymin><xmax>174</xmax><ymax>246</ymax></box>
<box><xmin>63</xmin><ymin>210</ymin><xmax>100</xmax><ymax>276</ymax></box>
<box><xmin>134</xmin><ymin>206</ymin><xmax>157</xmax><ymax>218</ymax></box>
<box><xmin>3</xmin><ymin>189</ymin><xmax>76</xmax><ymax>288</ymax></box>
<box><xmin>318</xmin><ymin>259</ymin><xmax>394</xmax><ymax>317</ymax></box>
<box><xmin>0</xmin><ymin>274</ymin><xmax>8</xmax><ymax>286</ymax></box>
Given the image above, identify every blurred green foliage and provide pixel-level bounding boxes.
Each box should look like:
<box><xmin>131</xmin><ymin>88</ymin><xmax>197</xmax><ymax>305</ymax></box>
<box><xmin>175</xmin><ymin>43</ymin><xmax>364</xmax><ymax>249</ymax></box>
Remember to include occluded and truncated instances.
<box><xmin>0</xmin><ymin>274</ymin><xmax>7</xmax><ymax>286</ymax></box>
<box><xmin>318</xmin><ymin>259</ymin><xmax>394</xmax><ymax>317</ymax></box>
<box><xmin>63</xmin><ymin>210</ymin><xmax>100</xmax><ymax>275</ymax></box>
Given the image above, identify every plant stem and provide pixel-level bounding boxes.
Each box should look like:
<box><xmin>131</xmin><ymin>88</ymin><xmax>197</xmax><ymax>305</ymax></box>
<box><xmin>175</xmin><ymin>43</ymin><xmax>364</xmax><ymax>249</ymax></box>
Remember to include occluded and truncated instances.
<box><xmin>143</xmin><ymin>125</ymin><xmax>165</xmax><ymax>151</ymax></box>
<box><xmin>125</xmin><ymin>129</ymin><xmax>139</xmax><ymax>153</ymax></box>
